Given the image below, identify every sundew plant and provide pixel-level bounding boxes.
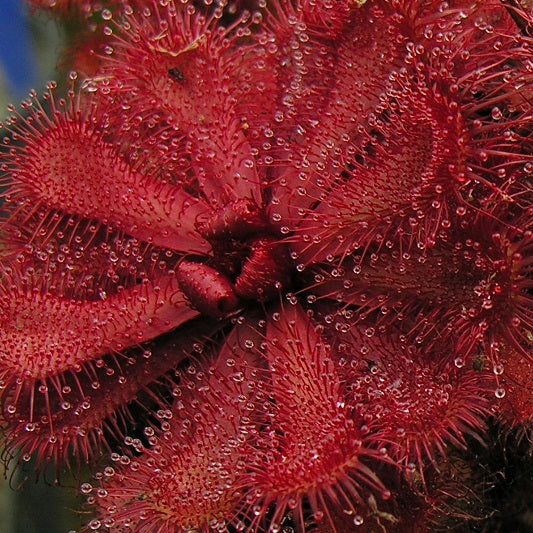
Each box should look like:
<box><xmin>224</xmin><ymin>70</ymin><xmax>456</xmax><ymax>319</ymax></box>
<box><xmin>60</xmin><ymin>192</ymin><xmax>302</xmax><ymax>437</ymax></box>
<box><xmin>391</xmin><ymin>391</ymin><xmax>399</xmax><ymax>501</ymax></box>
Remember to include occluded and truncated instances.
<box><xmin>0</xmin><ymin>0</ymin><xmax>532</xmax><ymax>531</ymax></box>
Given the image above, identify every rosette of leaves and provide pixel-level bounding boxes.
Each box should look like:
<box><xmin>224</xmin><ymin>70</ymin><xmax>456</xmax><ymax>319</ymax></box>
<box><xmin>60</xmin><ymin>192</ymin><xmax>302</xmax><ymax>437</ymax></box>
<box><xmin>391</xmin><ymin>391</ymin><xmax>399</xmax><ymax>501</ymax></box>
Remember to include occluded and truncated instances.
<box><xmin>0</xmin><ymin>1</ymin><xmax>531</xmax><ymax>531</ymax></box>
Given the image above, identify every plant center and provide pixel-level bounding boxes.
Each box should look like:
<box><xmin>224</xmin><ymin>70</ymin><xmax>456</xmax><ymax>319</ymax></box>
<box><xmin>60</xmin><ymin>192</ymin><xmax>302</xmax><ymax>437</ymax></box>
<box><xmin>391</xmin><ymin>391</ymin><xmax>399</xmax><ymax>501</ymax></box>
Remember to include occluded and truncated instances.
<box><xmin>177</xmin><ymin>199</ymin><xmax>294</xmax><ymax>317</ymax></box>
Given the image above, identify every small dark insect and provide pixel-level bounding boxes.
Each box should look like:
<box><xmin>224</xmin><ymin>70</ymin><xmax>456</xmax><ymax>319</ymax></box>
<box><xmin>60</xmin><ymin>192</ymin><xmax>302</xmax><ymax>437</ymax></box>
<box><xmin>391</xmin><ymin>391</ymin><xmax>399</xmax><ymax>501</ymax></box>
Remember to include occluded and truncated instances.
<box><xmin>168</xmin><ymin>67</ymin><xmax>185</xmax><ymax>82</ymax></box>
<box><xmin>473</xmin><ymin>353</ymin><xmax>487</xmax><ymax>372</ymax></box>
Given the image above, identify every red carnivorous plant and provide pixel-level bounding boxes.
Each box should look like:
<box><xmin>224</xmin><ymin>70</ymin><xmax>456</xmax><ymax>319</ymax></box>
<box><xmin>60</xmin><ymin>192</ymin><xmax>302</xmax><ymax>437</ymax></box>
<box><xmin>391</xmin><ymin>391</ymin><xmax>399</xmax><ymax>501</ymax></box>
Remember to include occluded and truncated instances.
<box><xmin>0</xmin><ymin>0</ymin><xmax>531</xmax><ymax>531</ymax></box>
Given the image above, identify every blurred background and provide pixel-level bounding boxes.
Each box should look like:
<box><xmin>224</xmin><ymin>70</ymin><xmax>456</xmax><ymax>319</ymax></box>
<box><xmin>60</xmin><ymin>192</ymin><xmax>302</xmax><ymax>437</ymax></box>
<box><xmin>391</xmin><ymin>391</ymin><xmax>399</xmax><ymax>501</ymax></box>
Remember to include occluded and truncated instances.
<box><xmin>0</xmin><ymin>2</ymin><xmax>82</xmax><ymax>531</ymax></box>
<box><xmin>0</xmin><ymin>0</ymin><xmax>62</xmax><ymax>106</ymax></box>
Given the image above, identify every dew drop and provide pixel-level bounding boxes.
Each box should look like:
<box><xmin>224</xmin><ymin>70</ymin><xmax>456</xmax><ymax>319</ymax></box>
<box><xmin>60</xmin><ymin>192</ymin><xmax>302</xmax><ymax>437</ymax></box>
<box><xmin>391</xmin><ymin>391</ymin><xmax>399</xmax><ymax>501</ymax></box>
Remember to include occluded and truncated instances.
<box><xmin>365</xmin><ymin>327</ymin><xmax>375</xmax><ymax>338</ymax></box>
<box><xmin>81</xmin><ymin>483</ymin><xmax>93</xmax><ymax>494</ymax></box>
<box><xmin>88</xmin><ymin>518</ymin><xmax>101</xmax><ymax>530</ymax></box>
<box><xmin>491</xmin><ymin>107</ymin><xmax>502</xmax><ymax>120</ymax></box>
<box><xmin>493</xmin><ymin>364</ymin><xmax>504</xmax><ymax>376</ymax></box>
<box><xmin>497</xmin><ymin>168</ymin><xmax>506</xmax><ymax>178</ymax></box>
